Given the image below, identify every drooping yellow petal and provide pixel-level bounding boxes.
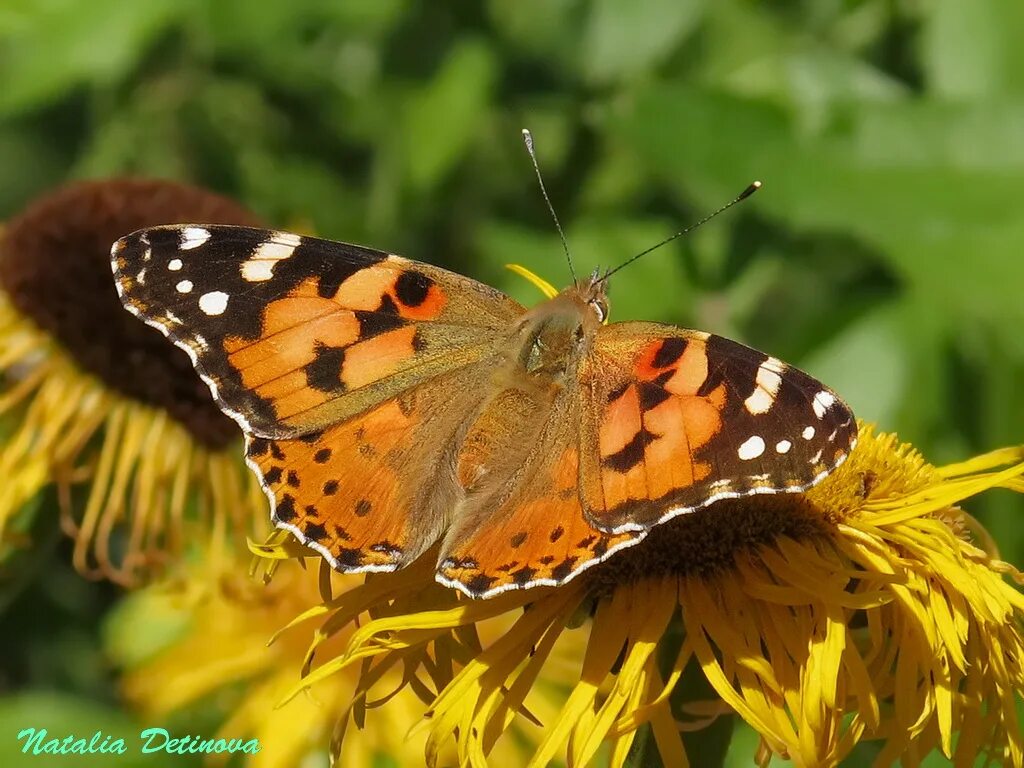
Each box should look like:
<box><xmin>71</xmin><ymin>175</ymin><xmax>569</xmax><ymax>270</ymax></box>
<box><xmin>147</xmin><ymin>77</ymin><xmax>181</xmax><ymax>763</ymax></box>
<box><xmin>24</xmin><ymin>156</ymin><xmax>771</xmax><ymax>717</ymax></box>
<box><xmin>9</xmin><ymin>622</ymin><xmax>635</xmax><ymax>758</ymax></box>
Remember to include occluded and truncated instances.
<box><xmin>0</xmin><ymin>295</ymin><xmax>264</xmax><ymax>584</ymax></box>
<box><xmin>505</xmin><ymin>263</ymin><xmax>559</xmax><ymax>299</ymax></box>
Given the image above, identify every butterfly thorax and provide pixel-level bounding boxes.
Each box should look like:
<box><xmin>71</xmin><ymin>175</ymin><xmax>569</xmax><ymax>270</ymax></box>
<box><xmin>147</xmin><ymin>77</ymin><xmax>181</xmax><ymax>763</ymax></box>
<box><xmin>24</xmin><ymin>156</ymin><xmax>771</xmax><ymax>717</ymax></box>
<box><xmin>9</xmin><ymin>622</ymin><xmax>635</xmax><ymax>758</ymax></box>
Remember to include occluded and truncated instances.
<box><xmin>454</xmin><ymin>282</ymin><xmax>605</xmax><ymax>499</ymax></box>
<box><xmin>508</xmin><ymin>280</ymin><xmax>607</xmax><ymax>383</ymax></box>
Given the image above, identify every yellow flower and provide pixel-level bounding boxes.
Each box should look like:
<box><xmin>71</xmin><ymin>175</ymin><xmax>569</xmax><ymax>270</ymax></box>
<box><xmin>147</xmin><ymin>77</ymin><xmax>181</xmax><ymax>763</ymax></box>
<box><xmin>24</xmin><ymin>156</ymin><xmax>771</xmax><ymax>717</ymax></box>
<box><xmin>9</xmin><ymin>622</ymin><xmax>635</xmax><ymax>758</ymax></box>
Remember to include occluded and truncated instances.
<box><xmin>114</xmin><ymin>543</ymin><xmax>417</xmax><ymax>767</ymax></box>
<box><xmin>0</xmin><ymin>179</ymin><xmax>265</xmax><ymax>584</ymax></box>
<box><xmin>266</xmin><ymin>424</ymin><xmax>1024</xmax><ymax>767</ymax></box>
<box><xmin>117</xmin><ymin>535</ymin><xmax>567</xmax><ymax>767</ymax></box>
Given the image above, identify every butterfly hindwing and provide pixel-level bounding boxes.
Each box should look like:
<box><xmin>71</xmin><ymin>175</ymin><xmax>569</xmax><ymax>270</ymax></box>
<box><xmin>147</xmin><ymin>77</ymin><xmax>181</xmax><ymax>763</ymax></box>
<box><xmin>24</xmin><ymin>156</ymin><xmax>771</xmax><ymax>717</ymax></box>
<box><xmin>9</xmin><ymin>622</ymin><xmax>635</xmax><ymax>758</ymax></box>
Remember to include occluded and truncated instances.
<box><xmin>436</xmin><ymin>385</ymin><xmax>642</xmax><ymax>597</ymax></box>
<box><xmin>111</xmin><ymin>225</ymin><xmax>523</xmax><ymax>438</ymax></box>
<box><xmin>437</xmin><ymin>446</ymin><xmax>642</xmax><ymax>598</ymax></box>
<box><xmin>579</xmin><ymin>323</ymin><xmax>857</xmax><ymax>534</ymax></box>
<box><xmin>247</xmin><ymin>361</ymin><xmax>494</xmax><ymax>572</ymax></box>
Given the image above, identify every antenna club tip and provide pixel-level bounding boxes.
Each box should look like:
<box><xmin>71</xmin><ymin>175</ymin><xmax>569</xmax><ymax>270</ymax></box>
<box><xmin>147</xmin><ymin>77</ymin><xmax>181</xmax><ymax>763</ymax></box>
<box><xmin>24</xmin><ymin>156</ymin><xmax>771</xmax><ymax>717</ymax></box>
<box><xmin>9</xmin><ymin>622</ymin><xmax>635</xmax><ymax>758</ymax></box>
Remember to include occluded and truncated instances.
<box><xmin>738</xmin><ymin>181</ymin><xmax>762</xmax><ymax>201</ymax></box>
<box><xmin>521</xmin><ymin>128</ymin><xmax>535</xmax><ymax>152</ymax></box>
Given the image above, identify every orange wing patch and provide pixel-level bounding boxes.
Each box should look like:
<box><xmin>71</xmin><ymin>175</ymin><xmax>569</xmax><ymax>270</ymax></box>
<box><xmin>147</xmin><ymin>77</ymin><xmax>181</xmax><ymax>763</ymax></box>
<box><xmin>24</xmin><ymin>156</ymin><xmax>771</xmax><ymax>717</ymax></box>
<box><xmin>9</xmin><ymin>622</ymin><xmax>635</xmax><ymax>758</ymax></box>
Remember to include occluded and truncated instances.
<box><xmin>585</xmin><ymin>336</ymin><xmax>725</xmax><ymax>518</ymax></box>
<box><xmin>438</xmin><ymin>449</ymin><xmax>642</xmax><ymax>597</ymax></box>
<box><xmin>248</xmin><ymin>401</ymin><xmax>417</xmax><ymax>571</ymax></box>
<box><xmin>333</xmin><ymin>262</ymin><xmax>448</xmax><ymax>320</ymax></box>
<box><xmin>341</xmin><ymin>325</ymin><xmax>419</xmax><ymax>389</ymax></box>
<box><xmin>220</xmin><ymin>262</ymin><xmax>461</xmax><ymax>431</ymax></box>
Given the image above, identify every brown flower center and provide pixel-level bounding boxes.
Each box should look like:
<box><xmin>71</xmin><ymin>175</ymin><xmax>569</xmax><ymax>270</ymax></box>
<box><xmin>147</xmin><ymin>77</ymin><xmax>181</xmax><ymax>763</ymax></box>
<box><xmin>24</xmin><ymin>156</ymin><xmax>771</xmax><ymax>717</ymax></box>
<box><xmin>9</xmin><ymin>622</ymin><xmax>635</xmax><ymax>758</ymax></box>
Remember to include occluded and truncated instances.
<box><xmin>0</xmin><ymin>179</ymin><xmax>263</xmax><ymax>448</ymax></box>
<box><xmin>589</xmin><ymin>493</ymin><xmax>829</xmax><ymax>592</ymax></box>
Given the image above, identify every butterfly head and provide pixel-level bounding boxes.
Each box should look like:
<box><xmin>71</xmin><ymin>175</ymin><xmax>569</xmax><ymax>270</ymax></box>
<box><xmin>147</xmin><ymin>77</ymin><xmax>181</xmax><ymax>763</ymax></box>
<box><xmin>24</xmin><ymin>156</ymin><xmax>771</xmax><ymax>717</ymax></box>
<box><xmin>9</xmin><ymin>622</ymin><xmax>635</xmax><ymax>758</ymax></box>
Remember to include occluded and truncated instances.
<box><xmin>577</xmin><ymin>269</ymin><xmax>609</xmax><ymax>324</ymax></box>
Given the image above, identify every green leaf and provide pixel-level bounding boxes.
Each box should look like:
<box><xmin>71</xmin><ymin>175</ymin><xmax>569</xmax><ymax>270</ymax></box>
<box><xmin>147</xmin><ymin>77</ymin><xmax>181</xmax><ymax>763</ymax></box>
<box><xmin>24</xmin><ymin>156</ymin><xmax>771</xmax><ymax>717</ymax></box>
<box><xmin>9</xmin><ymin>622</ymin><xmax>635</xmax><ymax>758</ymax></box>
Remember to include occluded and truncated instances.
<box><xmin>720</xmin><ymin>46</ymin><xmax>908</xmax><ymax>122</ymax></box>
<box><xmin>613</xmin><ymin>85</ymin><xmax>1024</xmax><ymax>326</ymax></box>
<box><xmin>722</xmin><ymin>720</ymin><xmax>763</xmax><ymax>767</ymax></box>
<box><xmin>487</xmin><ymin>0</ymin><xmax>582</xmax><ymax>65</ymax></box>
<box><xmin>580</xmin><ymin>139</ymin><xmax>649</xmax><ymax>210</ymax></box>
<box><xmin>72</xmin><ymin>87</ymin><xmax>192</xmax><ymax>179</ymax></box>
<box><xmin>801</xmin><ymin>305</ymin><xmax>907</xmax><ymax>427</ymax></box>
<box><xmin>0</xmin><ymin>488</ymin><xmax>53</xmax><ymax>610</ymax></box>
<box><xmin>0</xmin><ymin>0</ymin><xmax>184</xmax><ymax>116</ymax></box>
<box><xmin>403</xmin><ymin>39</ymin><xmax>497</xmax><ymax>191</ymax></box>
<box><xmin>239</xmin><ymin>151</ymin><xmax>361</xmax><ymax>237</ymax></box>
<box><xmin>0</xmin><ymin>128</ymin><xmax>68</xmax><ymax>215</ymax></box>
<box><xmin>582</xmin><ymin>0</ymin><xmax>706</xmax><ymax>84</ymax></box>
<box><xmin>920</xmin><ymin>0</ymin><xmax>1024</xmax><ymax>98</ymax></box>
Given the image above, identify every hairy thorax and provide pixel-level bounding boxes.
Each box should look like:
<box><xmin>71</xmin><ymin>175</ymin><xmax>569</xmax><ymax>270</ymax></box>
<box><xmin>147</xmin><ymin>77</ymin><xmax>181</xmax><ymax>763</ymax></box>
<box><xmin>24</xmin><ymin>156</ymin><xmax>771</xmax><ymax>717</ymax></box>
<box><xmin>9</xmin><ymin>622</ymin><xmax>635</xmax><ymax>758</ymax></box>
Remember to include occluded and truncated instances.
<box><xmin>455</xmin><ymin>288</ymin><xmax>603</xmax><ymax>494</ymax></box>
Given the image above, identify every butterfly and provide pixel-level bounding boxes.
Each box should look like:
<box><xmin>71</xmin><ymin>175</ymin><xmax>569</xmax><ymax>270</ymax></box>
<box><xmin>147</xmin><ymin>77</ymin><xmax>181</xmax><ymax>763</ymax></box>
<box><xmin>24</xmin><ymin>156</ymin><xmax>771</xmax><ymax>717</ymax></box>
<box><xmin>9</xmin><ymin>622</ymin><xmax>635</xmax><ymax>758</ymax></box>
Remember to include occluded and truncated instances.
<box><xmin>111</xmin><ymin>224</ymin><xmax>856</xmax><ymax>598</ymax></box>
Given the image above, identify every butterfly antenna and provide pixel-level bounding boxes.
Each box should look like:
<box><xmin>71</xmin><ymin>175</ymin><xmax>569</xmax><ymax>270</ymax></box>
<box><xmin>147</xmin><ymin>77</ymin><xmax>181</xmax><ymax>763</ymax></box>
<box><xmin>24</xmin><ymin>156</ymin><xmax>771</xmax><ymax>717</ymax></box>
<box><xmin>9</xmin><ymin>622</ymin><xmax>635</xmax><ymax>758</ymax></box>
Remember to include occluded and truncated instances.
<box><xmin>522</xmin><ymin>128</ymin><xmax>577</xmax><ymax>285</ymax></box>
<box><xmin>602</xmin><ymin>181</ymin><xmax>762</xmax><ymax>280</ymax></box>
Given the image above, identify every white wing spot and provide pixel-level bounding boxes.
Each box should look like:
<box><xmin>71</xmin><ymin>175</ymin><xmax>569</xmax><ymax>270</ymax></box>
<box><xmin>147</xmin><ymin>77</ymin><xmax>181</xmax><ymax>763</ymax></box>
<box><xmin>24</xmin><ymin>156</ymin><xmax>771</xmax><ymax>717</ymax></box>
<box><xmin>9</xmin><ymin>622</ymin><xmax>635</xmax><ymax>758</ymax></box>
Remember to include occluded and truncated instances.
<box><xmin>744</xmin><ymin>388</ymin><xmax>773</xmax><ymax>415</ymax></box>
<box><xmin>812</xmin><ymin>390</ymin><xmax>836</xmax><ymax>419</ymax></box>
<box><xmin>274</xmin><ymin>231</ymin><xmax>303</xmax><ymax>247</ymax></box>
<box><xmin>168</xmin><ymin>258</ymin><xmax>183</xmax><ymax>271</ymax></box>
<box><xmin>738</xmin><ymin>435</ymin><xmax>766</xmax><ymax>460</ymax></box>
<box><xmin>175</xmin><ymin>280</ymin><xmax>193</xmax><ymax>294</ymax></box>
<box><xmin>180</xmin><ymin>227</ymin><xmax>211</xmax><ymax>250</ymax></box>
<box><xmin>241</xmin><ymin>260</ymin><xmax>274</xmax><ymax>282</ymax></box>
<box><xmin>802</xmin><ymin>425</ymin><xmax>816</xmax><ymax>440</ymax></box>
<box><xmin>199</xmin><ymin>291</ymin><xmax>229</xmax><ymax>316</ymax></box>
<box><xmin>136</xmin><ymin>268</ymin><xmax>146</xmax><ymax>285</ymax></box>
<box><xmin>776</xmin><ymin>439</ymin><xmax>792</xmax><ymax>454</ymax></box>
<box><xmin>744</xmin><ymin>360</ymin><xmax>783</xmax><ymax>415</ymax></box>
<box><xmin>240</xmin><ymin>237</ymin><xmax>298</xmax><ymax>282</ymax></box>
<box><xmin>810</xmin><ymin>449</ymin><xmax>823</xmax><ymax>464</ymax></box>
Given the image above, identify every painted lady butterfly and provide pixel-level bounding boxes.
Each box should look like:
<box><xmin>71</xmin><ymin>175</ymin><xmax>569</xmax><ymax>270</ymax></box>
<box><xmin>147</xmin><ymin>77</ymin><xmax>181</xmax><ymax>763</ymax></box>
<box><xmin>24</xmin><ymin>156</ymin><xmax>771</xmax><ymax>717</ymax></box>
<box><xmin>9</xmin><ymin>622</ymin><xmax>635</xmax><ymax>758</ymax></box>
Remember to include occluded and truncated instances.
<box><xmin>111</xmin><ymin>218</ymin><xmax>855</xmax><ymax>598</ymax></box>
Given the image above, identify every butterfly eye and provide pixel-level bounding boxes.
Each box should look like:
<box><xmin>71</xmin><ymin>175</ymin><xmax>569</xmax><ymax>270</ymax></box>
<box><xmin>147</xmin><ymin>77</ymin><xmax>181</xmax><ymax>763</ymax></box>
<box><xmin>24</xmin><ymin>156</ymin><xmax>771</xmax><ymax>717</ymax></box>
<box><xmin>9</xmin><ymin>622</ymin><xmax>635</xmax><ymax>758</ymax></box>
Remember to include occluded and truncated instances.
<box><xmin>590</xmin><ymin>298</ymin><xmax>608</xmax><ymax>323</ymax></box>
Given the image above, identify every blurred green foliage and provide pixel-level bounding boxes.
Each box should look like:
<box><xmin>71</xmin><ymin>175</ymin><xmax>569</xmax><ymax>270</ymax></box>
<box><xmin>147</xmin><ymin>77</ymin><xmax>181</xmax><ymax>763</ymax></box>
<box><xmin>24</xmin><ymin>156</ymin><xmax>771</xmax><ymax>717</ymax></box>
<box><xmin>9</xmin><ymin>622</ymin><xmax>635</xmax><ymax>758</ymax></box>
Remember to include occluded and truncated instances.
<box><xmin>2</xmin><ymin>1</ymin><xmax>1023</xmax><ymax>766</ymax></box>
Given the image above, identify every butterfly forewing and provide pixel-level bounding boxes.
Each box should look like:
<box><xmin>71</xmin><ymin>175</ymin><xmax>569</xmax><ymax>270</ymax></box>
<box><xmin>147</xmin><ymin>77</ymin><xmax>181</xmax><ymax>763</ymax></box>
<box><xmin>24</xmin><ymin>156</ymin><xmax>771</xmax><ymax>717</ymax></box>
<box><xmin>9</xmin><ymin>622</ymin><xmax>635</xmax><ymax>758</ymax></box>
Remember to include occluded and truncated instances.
<box><xmin>111</xmin><ymin>225</ymin><xmax>523</xmax><ymax>438</ymax></box>
<box><xmin>580</xmin><ymin>323</ymin><xmax>857</xmax><ymax>534</ymax></box>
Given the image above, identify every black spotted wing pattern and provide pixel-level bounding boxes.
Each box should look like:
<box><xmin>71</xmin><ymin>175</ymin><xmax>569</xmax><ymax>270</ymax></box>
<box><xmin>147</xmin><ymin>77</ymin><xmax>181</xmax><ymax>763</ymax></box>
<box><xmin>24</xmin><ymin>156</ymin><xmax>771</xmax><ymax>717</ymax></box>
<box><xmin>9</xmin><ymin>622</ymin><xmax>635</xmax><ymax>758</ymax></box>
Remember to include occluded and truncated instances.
<box><xmin>111</xmin><ymin>225</ymin><xmax>522</xmax><ymax>438</ymax></box>
<box><xmin>580</xmin><ymin>324</ymin><xmax>857</xmax><ymax>533</ymax></box>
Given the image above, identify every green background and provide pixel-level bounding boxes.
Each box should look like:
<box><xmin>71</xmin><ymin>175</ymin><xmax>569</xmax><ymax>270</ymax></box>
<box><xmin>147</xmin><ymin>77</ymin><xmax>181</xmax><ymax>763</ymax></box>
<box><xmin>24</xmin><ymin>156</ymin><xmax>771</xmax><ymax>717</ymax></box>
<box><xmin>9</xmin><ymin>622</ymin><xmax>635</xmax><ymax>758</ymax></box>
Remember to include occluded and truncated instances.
<box><xmin>1</xmin><ymin>1</ymin><xmax>1022</xmax><ymax>766</ymax></box>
